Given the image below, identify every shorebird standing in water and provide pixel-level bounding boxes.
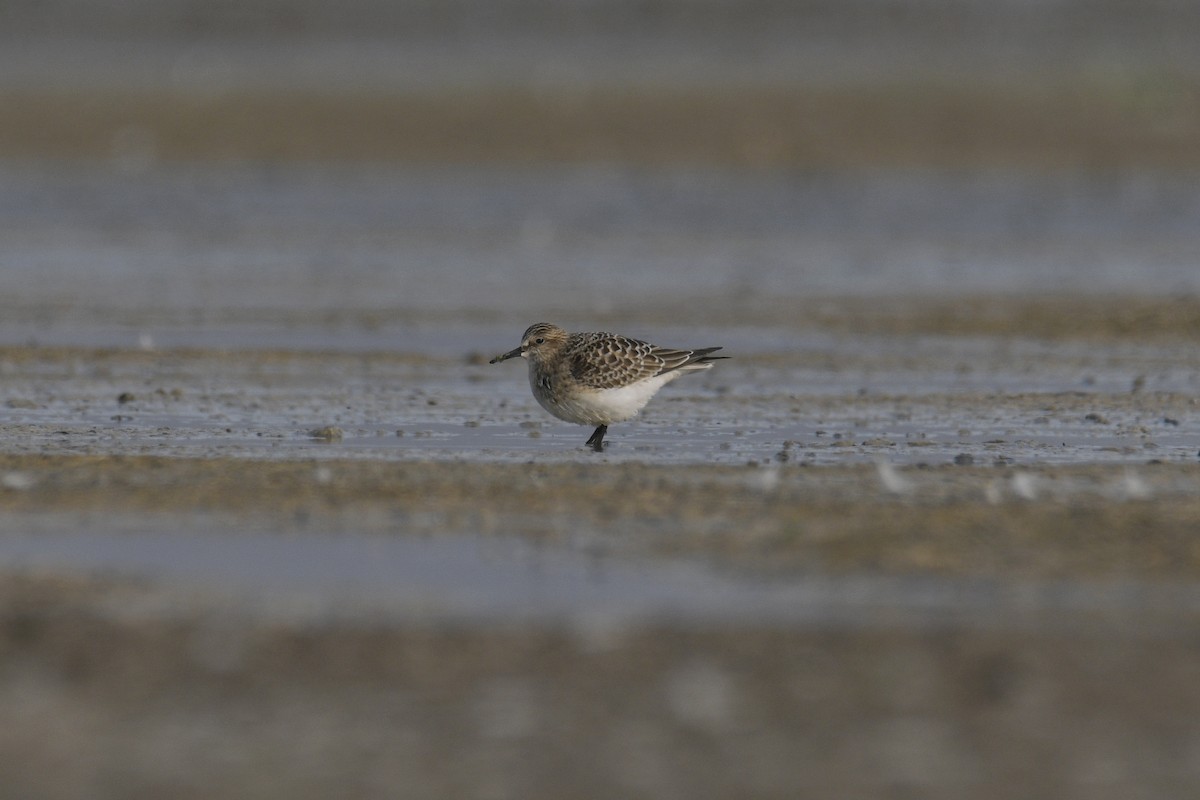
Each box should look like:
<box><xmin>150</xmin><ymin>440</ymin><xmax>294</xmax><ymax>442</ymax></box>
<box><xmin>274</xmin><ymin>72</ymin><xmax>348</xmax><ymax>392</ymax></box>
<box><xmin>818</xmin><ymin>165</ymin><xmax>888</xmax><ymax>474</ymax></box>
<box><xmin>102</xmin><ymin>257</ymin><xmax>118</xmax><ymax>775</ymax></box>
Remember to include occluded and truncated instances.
<box><xmin>489</xmin><ymin>322</ymin><xmax>726</xmax><ymax>451</ymax></box>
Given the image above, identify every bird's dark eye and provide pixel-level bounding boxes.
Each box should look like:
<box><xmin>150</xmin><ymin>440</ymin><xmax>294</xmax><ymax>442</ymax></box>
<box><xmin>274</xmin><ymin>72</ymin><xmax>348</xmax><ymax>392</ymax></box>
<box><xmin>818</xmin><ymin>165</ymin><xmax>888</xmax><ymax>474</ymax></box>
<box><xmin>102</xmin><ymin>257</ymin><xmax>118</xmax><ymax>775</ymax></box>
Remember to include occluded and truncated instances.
<box><xmin>534</xmin><ymin>337</ymin><xmax>545</xmax><ymax>344</ymax></box>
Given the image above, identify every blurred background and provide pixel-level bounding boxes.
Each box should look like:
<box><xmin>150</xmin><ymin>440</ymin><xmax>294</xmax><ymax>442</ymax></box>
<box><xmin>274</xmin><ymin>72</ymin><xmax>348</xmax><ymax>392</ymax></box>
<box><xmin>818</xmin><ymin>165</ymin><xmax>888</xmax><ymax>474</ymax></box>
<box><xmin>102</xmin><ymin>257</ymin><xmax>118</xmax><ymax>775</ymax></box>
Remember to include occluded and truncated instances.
<box><xmin>3</xmin><ymin>5</ymin><xmax>1200</xmax><ymax>798</ymax></box>
<box><xmin>2</xmin><ymin>0</ymin><xmax>1199</xmax><ymax>344</ymax></box>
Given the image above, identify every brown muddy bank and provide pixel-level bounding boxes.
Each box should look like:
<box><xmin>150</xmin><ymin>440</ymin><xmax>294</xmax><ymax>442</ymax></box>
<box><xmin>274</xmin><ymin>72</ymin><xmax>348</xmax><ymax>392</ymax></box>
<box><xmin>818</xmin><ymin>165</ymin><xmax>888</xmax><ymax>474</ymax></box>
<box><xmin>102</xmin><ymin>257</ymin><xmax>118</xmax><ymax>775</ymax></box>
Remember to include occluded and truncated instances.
<box><xmin>5</xmin><ymin>79</ymin><xmax>1200</xmax><ymax>168</ymax></box>
<box><xmin>2</xmin><ymin>568</ymin><xmax>1198</xmax><ymax>800</ymax></box>
<box><xmin>1</xmin><ymin>450</ymin><xmax>1199</xmax><ymax>800</ymax></box>
<box><xmin>0</xmin><ymin>454</ymin><xmax>1199</xmax><ymax>580</ymax></box>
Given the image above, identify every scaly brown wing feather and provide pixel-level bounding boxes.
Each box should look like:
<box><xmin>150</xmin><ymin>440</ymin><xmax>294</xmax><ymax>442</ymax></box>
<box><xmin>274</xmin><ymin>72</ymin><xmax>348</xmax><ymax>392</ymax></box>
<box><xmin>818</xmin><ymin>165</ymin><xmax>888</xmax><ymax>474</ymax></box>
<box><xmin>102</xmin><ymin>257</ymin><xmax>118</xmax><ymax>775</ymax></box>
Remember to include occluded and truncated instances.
<box><xmin>566</xmin><ymin>332</ymin><xmax>724</xmax><ymax>390</ymax></box>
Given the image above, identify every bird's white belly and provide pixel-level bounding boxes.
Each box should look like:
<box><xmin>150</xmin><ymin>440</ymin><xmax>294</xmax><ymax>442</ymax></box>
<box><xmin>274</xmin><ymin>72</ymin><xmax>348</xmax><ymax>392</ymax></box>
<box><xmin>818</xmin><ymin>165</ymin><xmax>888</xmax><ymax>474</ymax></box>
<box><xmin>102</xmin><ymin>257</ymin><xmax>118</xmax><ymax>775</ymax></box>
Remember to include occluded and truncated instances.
<box><xmin>532</xmin><ymin>371</ymin><xmax>680</xmax><ymax>425</ymax></box>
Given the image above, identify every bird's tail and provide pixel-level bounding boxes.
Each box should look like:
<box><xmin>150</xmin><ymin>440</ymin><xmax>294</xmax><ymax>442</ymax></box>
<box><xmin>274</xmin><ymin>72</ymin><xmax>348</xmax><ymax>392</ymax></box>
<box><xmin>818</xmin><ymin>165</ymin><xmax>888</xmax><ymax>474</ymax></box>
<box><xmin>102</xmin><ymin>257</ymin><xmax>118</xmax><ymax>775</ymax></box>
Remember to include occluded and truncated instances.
<box><xmin>657</xmin><ymin>346</ymin><xmax>728</xmax><ymax>373</ymax></box>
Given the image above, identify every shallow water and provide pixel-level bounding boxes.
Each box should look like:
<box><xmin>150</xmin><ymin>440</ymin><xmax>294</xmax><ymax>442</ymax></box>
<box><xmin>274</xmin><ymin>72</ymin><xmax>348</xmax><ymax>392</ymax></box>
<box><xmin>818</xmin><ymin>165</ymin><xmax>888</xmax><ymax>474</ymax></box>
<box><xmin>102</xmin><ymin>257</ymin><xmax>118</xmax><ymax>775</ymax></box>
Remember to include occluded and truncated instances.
<box><xmin>4</xmin><ymin>164</ymin><xmax>1200</xmax><ymax>328</ymax></box>
<box><xmin>3</xmin><ymin>527</ymin><xmax>1197</xmax><ymax>631</ymax></box>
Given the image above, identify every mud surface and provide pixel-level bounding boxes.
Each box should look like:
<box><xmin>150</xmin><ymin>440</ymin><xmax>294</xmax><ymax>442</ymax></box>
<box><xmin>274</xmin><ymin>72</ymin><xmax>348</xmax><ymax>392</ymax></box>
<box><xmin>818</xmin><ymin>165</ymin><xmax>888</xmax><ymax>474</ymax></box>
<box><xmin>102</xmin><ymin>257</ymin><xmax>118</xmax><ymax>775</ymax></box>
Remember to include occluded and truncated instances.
<box><xmin>6</xmin><ymin>3</ymin><xmax>1200</xmax><ymax>795</ymax></box>
<box><xmin>3</xmin><ymin>172</ymin><xmax>1199</xmax><ymax>796</ymax></box>
<box><xmin>1</xmin><ymin>335</ymin><xmax>1198</xmax><ymax>798</ymax></box>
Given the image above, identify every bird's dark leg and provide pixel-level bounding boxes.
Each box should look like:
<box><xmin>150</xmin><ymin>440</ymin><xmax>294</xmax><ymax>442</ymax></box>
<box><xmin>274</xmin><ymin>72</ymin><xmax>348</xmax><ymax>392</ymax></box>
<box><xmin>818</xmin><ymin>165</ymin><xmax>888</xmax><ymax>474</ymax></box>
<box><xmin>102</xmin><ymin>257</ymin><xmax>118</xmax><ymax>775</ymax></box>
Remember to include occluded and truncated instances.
<box><xmin>585</xmin><ymin>424</ymin><xmax>608</xmax><ymax>452</ymax></box>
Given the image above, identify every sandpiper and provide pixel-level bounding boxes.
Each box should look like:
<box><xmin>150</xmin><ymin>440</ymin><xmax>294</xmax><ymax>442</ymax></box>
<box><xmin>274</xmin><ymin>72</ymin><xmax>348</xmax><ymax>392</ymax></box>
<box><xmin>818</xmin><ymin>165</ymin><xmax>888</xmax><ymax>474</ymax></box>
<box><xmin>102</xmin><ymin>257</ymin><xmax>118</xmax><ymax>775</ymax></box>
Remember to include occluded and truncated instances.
<box><xmin>489</xmin><ymin>322</ymin><xmax>726</xmax><ymax>451</ymax></box>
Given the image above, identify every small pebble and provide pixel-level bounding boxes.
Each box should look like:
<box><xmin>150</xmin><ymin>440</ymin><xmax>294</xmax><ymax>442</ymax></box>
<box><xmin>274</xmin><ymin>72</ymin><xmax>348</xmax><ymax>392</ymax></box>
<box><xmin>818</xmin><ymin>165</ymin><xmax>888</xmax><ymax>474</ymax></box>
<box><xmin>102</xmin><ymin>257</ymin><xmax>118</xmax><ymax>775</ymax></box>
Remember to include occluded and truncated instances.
<box><xmin>307</xmin><ymin>426</ymin><xmax>343</xmax><ymax>442</ymax></box>
<box><xmin>1</xmin><ymin>472</ymin><xmax>35</xmax><ymax>491</ymax></box>
<box><xmin>117</xmin><ymin>392</ymin><xmax>136</xmax><ymax>404</ymax></box>
<box><xmin>953</xmin><ymin>453</ymin><xmax>974</xmax><ymax>466</ymax></box>
<box><xmin>875</xmin><ymin>459</ymin><xmax>912</xmax><ymax>494</ymax></box>
<box><xmin>1011</xmin><ymin>472</ymin><xmax>1038</xmax><ymax>500</ymax></box>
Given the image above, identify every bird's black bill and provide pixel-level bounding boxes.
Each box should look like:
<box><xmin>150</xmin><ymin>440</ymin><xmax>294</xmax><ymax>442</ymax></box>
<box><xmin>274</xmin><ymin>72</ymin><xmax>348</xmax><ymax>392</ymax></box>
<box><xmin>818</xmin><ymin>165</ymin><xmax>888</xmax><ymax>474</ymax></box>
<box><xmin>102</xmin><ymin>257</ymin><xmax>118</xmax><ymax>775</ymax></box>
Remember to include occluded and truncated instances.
<box><xmin>489</xmin><ymin>347</ymin><xmax>523</xmax><ymax>364</ymax></box>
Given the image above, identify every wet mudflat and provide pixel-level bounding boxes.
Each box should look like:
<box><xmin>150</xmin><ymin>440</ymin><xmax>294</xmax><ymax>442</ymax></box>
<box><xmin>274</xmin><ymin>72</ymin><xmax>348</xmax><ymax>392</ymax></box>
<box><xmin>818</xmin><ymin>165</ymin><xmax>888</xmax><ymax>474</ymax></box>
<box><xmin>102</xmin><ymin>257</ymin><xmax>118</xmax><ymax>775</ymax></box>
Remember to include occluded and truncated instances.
<box><xmin>1</xmin><ymin>327</ymin><xmax>1198</xmax><ymax>798</ymax></box>
<box><xmin>5</xmin><ymin>1</ymin><xmax>1200</xmax><ymax>792</ymax></box>
<box><xmin>2</xmin><ymin>172</ymin><xmax>1199</xmax><ymax>796</ymax></box>
<box><xmin>1</xmin><ymin>173</ymin><xmax>1199</xmax><ymax>799</ymax></box>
